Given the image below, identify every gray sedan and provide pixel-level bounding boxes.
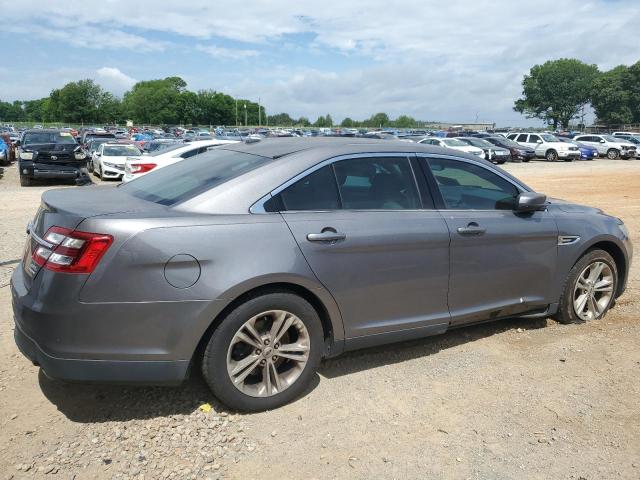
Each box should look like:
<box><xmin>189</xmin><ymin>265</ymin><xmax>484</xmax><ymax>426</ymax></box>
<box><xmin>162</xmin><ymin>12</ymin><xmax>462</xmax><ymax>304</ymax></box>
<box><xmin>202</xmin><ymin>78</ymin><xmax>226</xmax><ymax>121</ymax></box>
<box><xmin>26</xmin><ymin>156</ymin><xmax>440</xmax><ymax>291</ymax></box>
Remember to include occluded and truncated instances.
<box><xmin>12</xmin><ymin>138</ymin><xmax>632</xmax><ymax>411</ymax></box>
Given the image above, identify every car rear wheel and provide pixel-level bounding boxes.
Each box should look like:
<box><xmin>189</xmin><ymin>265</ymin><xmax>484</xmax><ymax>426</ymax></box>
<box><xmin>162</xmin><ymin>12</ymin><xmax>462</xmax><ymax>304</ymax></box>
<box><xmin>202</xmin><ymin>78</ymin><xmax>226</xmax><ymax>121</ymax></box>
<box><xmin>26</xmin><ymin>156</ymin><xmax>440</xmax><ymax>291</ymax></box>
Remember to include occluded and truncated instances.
<box><xmin>545</xmin><ymin>150</ymin><xmax>558</xmax><ymax>162</ymax></box>
<box><xmin>201</xmin><ymin>292</ymin><xmax>323</xmax><ymax>412</ymax></box>
<box><xmin>554</xmin><ymin>249</ymin><xmax>617</xmax><ymax>324</ymax></box>
<box><xmin>607</xmin><ymin>148</ymin><xmax>620</xmax><ymax>159</ymax></box>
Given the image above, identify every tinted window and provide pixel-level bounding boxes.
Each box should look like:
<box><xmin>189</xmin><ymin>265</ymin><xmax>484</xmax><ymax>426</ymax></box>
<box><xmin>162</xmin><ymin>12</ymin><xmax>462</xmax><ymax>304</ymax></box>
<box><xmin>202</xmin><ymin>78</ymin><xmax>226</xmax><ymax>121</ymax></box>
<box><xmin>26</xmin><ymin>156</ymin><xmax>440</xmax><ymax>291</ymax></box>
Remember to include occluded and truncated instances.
<box><xmin>516</xmin><ymin>134</ymin><xmax>528</xmax><ymax>142</ymax></box>
<box><xmin>121</xmin><ymin>150</ymin><xmax>273</xmax><ymax>206</ymax></box>
<box><xmin>528</xmin><ymin>134</ymin><xmax>542</xmax><ymax>143</ymax></box>
<box><xmin>334</xmin><ymin>157</ymin><xmax>420</xmax><ymax>210</ymax></box>
<box><xmin>280</xmin><ymin>166</ymin><xmax>340</xmax><ymax>211</ymax></box>
<box><xmin>428</xmin><ymin>158</ymin><xmax>519</xmax><ymax>210</ymax></box>
<box><xmin>180</xmin><ymin>147</ymin><xmax>202</xmax><ymax>159</ymax></box>
<box><xmin>23</xmin><ymin>131</ymin><xmax>77</xmax><ymax>145</ymax></box>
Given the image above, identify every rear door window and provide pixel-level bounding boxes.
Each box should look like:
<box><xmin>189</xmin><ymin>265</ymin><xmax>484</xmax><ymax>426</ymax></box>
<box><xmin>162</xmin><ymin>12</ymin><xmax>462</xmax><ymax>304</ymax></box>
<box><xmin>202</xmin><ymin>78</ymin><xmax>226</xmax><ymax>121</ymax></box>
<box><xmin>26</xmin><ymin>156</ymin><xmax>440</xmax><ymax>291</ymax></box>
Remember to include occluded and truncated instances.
<box><xmin>516</xmin><ymin>134</ymin><xmax>529</xmax><ymax>142</ymax></box>
<box><xmin>279</xmin><ymin>166</ymin><xmax>340</xmax><ymax>211</ymax></box>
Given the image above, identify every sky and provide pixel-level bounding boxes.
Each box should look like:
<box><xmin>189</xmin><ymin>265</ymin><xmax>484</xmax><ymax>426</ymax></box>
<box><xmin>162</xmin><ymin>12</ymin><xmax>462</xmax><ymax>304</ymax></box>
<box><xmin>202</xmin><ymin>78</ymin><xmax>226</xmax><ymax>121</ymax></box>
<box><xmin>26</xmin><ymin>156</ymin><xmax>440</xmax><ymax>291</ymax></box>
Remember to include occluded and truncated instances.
<box><xmin>1</xmin><ymin>0</ymin><xmax>638</xmax><ymax>127</ymax></box>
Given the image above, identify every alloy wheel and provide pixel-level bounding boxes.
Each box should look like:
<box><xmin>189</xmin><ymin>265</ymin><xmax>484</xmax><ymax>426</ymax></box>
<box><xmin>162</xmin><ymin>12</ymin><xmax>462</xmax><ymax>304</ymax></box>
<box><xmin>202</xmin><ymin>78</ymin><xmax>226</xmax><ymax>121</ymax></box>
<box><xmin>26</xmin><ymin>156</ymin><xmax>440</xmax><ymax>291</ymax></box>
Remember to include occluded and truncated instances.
<box><xmin>572</xmin><ymin>261</ymin><xmax>614</xmax><ymax>321</ymax></box>
<box><xmin>226</xmin><ymin>310</ymin><xmax>310</xmax><ymax>397</ymax></box>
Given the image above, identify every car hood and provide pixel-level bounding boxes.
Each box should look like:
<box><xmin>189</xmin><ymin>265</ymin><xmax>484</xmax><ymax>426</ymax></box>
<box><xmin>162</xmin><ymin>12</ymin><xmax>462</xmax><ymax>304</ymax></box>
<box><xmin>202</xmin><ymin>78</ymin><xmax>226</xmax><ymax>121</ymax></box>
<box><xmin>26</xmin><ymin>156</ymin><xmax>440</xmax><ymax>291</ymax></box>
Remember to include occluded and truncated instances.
<box><xmin>547</xmin><ymin>197</ymin><xmax>603</xmax><ymax>215</ymax></box>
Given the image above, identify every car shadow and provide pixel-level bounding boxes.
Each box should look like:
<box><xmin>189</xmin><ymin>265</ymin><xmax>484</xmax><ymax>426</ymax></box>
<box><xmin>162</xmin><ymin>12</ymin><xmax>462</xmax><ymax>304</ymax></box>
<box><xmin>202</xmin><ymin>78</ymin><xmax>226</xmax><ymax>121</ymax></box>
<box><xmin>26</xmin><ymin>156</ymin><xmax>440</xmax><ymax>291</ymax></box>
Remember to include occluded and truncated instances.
<box><xmin>319</xmin><ymin>316</ymin><xmax>548</xmax><ymax>379</ymax></box>
<box><xmin>39</xmin><ymin>317</ymin><xmax>546</xmax><ymax>422</ymax></box>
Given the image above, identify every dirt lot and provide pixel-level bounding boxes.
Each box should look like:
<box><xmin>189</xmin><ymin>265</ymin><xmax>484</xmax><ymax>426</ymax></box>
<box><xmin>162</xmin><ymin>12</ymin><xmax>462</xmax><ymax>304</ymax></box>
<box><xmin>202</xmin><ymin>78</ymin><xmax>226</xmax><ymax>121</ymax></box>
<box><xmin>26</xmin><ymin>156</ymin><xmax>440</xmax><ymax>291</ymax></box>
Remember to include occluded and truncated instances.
<box><xmin>1</xmin><ymin>159</ymin><xmax>639</xmax><ymax>480</ymax></box>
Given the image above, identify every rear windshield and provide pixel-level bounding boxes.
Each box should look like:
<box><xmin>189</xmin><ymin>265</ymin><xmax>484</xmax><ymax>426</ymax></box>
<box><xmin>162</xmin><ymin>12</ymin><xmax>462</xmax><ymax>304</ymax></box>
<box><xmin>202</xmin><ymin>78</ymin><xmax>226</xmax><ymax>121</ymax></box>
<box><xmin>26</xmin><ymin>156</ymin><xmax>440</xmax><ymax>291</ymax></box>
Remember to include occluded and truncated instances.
<box><xmin>120</xmin><ymin>149</ymin><xmax>273</xmax><ymax>206</ymax></box>
<box><xmin>23</xmin><ymin>131</ymin><xmax>77</xmax><ymax>146</ymax></box>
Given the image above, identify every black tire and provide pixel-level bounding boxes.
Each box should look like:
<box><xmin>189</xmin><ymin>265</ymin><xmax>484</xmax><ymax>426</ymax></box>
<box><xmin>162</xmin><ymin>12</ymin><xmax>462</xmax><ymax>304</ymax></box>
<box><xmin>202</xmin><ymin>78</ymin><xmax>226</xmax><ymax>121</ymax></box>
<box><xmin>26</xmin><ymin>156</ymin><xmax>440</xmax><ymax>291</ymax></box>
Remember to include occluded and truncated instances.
<box><xmin>523</xmin><ymin>158</ymin><xmax>531</xmax><ymax>163</ymax></box>
<box><xmin>607</xmin><ymin>148</ymin><xmax>619</xmax><ymax>160</ymax></box>
<box><xmin>497</xmin><ymin>159</ymin><xmax>507</xmax><ymax>165</ymax></box>
<box><xmin>554</xmin><ymin>249</ymin><xmax>618</xmax><ymax>324</ymax></box>
<box><xmin>19</xmin><ymin>174</ymin><xmax>33</xmax><ymax>187</ymax></box>
<box><xmin>87</xmin><ymin>159</ymin><xmax>94</xmax><ymax>173</ymax></box>
<box><xmin>545</xmin><ymin>149</ymin><xmax>558</xmax><ymax>162</ymax></box>
<box><xmin>95</xmin><ymin>163</ymin><xmax>102</xmax><ymax>178</ymax></box>
<box><xmin>564</xmin><ymin>158</ymin><xmax>574</xmax><ymax>162</ymax></box>
<box><xmin>201</xmin><ymin>292</ymin><xmax>324</xmax><ymax>412</ymax></box>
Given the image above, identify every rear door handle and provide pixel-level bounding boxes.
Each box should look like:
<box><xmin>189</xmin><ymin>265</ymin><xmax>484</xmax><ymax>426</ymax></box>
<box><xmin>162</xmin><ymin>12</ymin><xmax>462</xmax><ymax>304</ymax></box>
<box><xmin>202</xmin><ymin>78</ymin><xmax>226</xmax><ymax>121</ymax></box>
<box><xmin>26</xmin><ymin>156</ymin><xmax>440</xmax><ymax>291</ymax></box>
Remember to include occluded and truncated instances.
<box><xmin>457</xmin><ymin>223</ymin><xmax>486</xmax><ymax>235</ymax></box>
<box><xmin>306</xmin><ymin>230</ymin><xmax>346</xmax><ymax>242</ymax></box>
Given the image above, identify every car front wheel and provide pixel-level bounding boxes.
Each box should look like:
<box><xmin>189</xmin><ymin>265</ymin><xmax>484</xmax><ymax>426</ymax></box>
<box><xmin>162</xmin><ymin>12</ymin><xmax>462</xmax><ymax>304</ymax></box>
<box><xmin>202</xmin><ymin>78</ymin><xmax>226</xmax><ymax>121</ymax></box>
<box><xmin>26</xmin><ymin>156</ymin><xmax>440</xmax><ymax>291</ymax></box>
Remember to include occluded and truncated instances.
<box><xmin>554</xmin><ymin>249</ymin><xmax>617</xmax><ymax>324</ymax></box>
<box><xmin>201</xmin><ymin>292</ymin><xmax>323</xmax><ymax>411</ymax></box>
<box><xmin>545</xmin><ymin>150</ymin><xmax>558</xmax><ymax>162</ymax></box>
<box><xmin>607</xmin><ymin>148</ymin><xmax>620</xmax><ymax>159</ymax></box>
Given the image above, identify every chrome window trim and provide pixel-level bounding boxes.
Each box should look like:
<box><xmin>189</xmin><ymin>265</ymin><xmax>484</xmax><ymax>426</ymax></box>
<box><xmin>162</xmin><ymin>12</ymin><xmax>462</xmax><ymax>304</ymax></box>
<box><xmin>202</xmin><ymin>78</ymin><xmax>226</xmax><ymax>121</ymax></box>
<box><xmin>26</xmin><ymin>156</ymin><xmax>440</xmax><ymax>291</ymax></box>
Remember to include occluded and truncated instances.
<box><xmin>249</xmin><ymin>152</ymin><xmax>421</xmax><ymax>214</ymax></box>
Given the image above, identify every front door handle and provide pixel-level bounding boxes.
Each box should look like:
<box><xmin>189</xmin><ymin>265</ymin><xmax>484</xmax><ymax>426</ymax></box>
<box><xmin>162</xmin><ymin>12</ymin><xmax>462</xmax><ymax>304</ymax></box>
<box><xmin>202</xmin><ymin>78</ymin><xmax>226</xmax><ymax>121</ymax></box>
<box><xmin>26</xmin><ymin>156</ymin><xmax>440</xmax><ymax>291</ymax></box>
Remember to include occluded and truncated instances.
<box><xmin>306</xmin><ymin>229</ymin><xmax>346</xmax><ymax>242</ymax></box>
<box><xmin>457</xmin><ymin>222</ymin><xmax>486</xmax><ymax>235</ymax></box>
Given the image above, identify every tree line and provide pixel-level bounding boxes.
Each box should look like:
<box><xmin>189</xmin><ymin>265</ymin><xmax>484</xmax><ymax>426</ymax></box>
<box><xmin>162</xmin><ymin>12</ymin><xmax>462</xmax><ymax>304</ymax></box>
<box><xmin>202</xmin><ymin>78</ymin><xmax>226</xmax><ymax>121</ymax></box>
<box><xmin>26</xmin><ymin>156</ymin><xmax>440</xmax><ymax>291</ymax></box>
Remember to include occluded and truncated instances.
<box><xmin>0</xmin><ymin>76</ymin><xmax>424</xmax><ymax>128</ymax></box>
<box><xmin>514</xmin><ymin>58</ymin><xmax>640</xmax><ymax>129</ymax></box>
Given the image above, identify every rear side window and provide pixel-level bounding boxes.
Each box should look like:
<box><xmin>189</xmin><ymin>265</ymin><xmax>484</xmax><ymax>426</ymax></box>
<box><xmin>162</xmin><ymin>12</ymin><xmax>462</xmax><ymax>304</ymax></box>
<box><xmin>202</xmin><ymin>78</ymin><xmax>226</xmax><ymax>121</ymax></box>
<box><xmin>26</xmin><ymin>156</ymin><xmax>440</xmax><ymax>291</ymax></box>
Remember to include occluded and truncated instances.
<box><xmin>428</xmin><ymin>158</ymin><xmax>520</xmax><ymax>210</ymax></box>
<box><xmin>516</xmin><ymin>134</ymin><xmax>528</xmax><ymax>142</ymax></box>
<box><xmin>334</xmin><ymin>157</ymin><xmax>420</xmax><ymax>210</ymax></box>
<box><xmin>280</xmin><ymin>166</ymin><xmax>340</xmax><ymax>211</ymax></box>
<box><xmin>528</xmin><ymin>134</ymin><xmax>541</xmax><ymax>143</ymax></box>
<box><xmin>121</xmin><ymin>150</ymin><xmax>273</xmax><ymax>206</ymax></box>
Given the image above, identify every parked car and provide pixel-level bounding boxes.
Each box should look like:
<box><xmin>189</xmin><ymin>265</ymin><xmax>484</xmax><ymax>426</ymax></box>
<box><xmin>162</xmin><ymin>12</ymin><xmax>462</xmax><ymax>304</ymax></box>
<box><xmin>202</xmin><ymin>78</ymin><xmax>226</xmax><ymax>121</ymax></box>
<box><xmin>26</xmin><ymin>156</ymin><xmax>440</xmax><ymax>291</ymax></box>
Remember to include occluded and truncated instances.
<box><xmin>142</xmin><ymin>139</ymin><xmax>182</xmax><ymax>154</ymax></box>
<box><xmin>0</xmin><ymin>136</ymin><xmax>9</xmax><ymax>166</ymax></box>
<box><xmin>572</xmin><ymin>134</ymin><xmax>637</xmax><ymax>159</ymax></box>
<box><xmin>506</xmin><ymin>132</ymin><xmax>580</xmax><ymax>161</ymax></box>
<box><xmin>11</xmin><ymin>138</ymin><xmax>632</xmax><ymax>412</ymax></box>
<box><xmin>457</xmin><ymin>137</ymin><xmax>511</xmax><ymax>164</ymax></box>
<box><xmin>418</xmin><ymin>137</ymin><xmax>484</xmax><ymax>157</ymax></box>
<box><xmin>81</xmin><ymin>131</ymin><xmax>116</xmax><ymax>148</ymax></box>
<box><xmin>16</xmin><ymin>129</ymin><xmax>87</xmax><ymax>186</ymax></box>
<box><xmin>610</xmin><ymin>134</ymin><xmax>640</xmax><ymax>158</ymax></box>
<box><xmin>612</xmin><ymin>131</ymin><xmax>640</xmax><ymax>137</ymax></box>
<box><xmin>123</xmin><ymin>139</ymin><xmax>238</xmax><ymax>182</ymax></box>
<box><xmin>484</xmin><ymin>136</ymin><xmax>535</xmax><ymax>162</ymax></box>
<box><xmin>556</xmin><ymin>137</ymin><xmax>598</xmax><ymax>160</ymax></box>
<box><xmin>90</xmin><ymin>143</ymin><xmax>143</xmax><ymax>180</ymax></box>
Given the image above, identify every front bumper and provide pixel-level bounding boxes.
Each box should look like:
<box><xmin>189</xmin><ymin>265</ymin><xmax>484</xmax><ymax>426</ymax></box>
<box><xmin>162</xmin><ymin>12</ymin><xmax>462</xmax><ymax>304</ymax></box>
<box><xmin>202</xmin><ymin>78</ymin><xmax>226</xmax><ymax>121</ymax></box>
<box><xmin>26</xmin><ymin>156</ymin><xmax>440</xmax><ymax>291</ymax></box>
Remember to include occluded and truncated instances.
<box><xmin>11</xmin><ymin>265</ymin><xmax>194</xmax><ymax>385</ymax></box>
<box><xmin>101</xmin><ymin>163</ymin><xmax>125</xmax><ymax>179</ymax></box>
<box><xmin>19</xmin><ymin>161</ymin><xmax>83</xmax><ymax>179</ymax></box>
<box><xmin>558</xmin><ymin>151</ymin><xmax>581</xmax><ymax>159</ymax></box>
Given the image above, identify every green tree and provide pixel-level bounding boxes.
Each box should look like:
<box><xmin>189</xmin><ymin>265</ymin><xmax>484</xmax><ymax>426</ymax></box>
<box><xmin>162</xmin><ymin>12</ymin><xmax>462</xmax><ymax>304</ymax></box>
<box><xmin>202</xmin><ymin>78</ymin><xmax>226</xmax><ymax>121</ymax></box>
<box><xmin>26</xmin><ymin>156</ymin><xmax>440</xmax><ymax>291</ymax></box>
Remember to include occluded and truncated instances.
<box><xmin>367</xmin><ymin>112</ymin><xmax>390</xmax><ymax>127</ymax></box>
<box><xmin>267</xmin><ymin>112</ymin><xmax>295</xmax><ymax>126</ymax></box>
<box><xmin>341</xmin><ymin>117</ymin><xmax>354</xmax><ymax>127</ymax></box>
<box><xmin>393</xmin><ymin>115</ymin><xmax>415</xmax><ymax>128</ymax></box>
<box><xmin>514</xmin><ymin>59</ymin><xmax>599</xmax><ymax>130</ymax></box>
<box><xmin>313</xmin><ymin>115</ymin><xmax>326</xmax><ymax>127</ymax></box>
<box><xmin>297</xmin><ymin>116</ymin><xmax>311</xmax><ymax>127</ymax></box>
<box><xmin>123</xmin><ymin>76</ymin><xmax>187</xmax><ymax>124</ymax></box>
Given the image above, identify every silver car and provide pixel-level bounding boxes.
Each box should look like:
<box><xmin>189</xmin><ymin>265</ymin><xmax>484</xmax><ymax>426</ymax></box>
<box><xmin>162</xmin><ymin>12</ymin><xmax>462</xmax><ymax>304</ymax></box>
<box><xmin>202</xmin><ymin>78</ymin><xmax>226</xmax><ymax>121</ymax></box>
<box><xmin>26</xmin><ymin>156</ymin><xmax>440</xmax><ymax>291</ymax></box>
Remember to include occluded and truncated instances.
<box><xmin>12</xmin><ymin>138</ymin><xmax>632</xmax><ymax>411</ymax></box>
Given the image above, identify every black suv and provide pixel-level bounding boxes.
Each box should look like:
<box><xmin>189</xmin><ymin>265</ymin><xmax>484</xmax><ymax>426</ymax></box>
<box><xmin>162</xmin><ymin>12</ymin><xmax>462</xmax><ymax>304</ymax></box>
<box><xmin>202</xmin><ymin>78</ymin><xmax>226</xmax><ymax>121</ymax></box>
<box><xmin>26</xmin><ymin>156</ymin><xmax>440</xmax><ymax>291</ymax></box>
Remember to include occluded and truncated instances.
<box><xmin>16</xmin><ymin>129</ymin><xmax>88</xmax><ymax>186</ymax></box>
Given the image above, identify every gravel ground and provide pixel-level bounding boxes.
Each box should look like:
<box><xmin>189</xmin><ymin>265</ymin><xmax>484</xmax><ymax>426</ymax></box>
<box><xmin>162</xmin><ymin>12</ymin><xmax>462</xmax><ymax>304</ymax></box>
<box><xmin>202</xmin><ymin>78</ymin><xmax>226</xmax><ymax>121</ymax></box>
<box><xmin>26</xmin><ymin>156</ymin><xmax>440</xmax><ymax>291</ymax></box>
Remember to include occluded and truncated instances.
<box><xmin>0</xmin><ymin>159</ymin><xmax>639</xmax><ymax>480</ymax></box>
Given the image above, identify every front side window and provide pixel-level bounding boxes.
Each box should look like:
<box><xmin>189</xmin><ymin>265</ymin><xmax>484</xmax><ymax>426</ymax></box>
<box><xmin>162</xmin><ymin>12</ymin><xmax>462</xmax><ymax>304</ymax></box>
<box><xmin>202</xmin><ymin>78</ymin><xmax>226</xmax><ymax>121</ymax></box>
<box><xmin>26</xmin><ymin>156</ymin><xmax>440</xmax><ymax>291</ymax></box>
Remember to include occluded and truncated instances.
<box><xmin>516</xmin><ymin>134</ymin><xmax>528</xmax><ymax>142</ymax></box>
<box><xmin>528</xmin><ymin>134</ymin><xmax>542</xmax><ymax>143</ymax></box>
<box><xmin>428</xmin><ymin>158</ymin><xmax>520</xmax><ymax>210</ymax></box>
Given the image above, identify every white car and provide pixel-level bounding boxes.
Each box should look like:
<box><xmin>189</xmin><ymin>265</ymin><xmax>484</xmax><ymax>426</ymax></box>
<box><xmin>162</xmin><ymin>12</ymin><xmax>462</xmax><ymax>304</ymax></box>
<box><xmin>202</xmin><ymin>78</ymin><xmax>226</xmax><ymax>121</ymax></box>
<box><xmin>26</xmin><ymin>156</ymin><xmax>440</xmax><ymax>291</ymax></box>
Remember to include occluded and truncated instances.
<box><xmin>90</xmin><ymin>143</ymin><xmax>142</xmax><ymax>180</ymax></box>
<box><xmin>573</xmin><ymin>134</ymin><xmax>637</xmax><ymax>159</ymax></box>
<box><xmin>418</xmin><ymin>137</ymin><xmax>485</xmax><ymax>157</ymax></box>
<box><xmin>122</xmin><ymin>139</ymin><xmax>239</xmax><ymax>182</ymax></box>
<box><xmin>506</xmin><ymin>132</ymin><xmax>580</xmax><ymax>161</ymax></box>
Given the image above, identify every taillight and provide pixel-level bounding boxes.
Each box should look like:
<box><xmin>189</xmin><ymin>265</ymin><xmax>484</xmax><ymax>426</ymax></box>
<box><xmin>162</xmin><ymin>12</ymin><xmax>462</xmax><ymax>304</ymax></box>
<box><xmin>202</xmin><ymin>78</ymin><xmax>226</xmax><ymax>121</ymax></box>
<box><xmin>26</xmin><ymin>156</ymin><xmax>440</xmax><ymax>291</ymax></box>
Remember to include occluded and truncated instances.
<box><xmin>129</xmin><ymin>163</ymin><xmax>157</xmax><ymax>174</ymax></box>
<box><xmin>33</xmin><ymin>226</ymin><xmax>113</xmax><ymax>274</ymax></box>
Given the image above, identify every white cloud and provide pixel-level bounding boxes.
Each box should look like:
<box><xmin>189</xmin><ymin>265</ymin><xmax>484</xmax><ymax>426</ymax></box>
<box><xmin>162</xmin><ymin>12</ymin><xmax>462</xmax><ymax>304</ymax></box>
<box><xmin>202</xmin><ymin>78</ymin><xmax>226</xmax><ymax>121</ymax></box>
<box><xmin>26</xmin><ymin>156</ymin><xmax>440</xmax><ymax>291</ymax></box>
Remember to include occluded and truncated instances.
<box><xmin>95</xmin><ymin>67</ymin><xmax>137</xmax><ymax>94</ymax></box>
<box><xmin>195</xmin><ymin>44</ymin><xmax>259</xmax><ymax>59</ymax></box>
<box><xmin>3</xmin><ymin>0</ymin><xmax>639</xmax><ymax>125</ymax></box>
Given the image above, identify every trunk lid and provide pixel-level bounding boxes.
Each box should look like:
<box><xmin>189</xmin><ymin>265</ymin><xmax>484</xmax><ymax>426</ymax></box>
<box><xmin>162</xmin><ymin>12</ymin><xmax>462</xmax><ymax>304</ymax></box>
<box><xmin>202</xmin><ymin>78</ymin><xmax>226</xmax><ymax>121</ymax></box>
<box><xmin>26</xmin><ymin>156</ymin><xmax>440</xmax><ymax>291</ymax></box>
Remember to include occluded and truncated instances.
<box><xmin>22</xmin><ymin>186</ymin><xmax>163</xmax><ymax>287</ymax></box>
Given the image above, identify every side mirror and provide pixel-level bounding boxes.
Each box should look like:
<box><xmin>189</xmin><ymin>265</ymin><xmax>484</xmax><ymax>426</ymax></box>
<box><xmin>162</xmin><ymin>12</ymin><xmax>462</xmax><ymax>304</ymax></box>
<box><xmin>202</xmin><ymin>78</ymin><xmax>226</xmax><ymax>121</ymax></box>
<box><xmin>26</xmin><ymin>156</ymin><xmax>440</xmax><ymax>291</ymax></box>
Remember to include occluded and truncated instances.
<box><xmin>600</xmin><ymin>139</ymin><xmax>606</xmax><ymax>143</ymax></box>
<box><xmin>95</xmin><ymin>152</ymin><xmax>101</xmax><ymax>157</ymax></box>
<box><xmin>515</xmin><ymin>192</ymin><xmax>547</xmax><ymax>212</ymax></box>
<box><xmin>536</xmin><ymin>139</ymin><xmax>543</xmax><ymax>143</ymax></box>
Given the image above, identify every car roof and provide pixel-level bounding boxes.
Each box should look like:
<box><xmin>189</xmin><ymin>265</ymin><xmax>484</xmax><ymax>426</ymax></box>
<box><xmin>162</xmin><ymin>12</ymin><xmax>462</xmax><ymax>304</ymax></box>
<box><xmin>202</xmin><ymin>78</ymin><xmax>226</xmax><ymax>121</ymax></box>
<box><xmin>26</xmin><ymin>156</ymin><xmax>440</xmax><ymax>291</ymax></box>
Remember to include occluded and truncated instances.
<box><xmin>176</xmin><ymin>137</ymin><xmax>532</xmax><ymax>214</ymax></box>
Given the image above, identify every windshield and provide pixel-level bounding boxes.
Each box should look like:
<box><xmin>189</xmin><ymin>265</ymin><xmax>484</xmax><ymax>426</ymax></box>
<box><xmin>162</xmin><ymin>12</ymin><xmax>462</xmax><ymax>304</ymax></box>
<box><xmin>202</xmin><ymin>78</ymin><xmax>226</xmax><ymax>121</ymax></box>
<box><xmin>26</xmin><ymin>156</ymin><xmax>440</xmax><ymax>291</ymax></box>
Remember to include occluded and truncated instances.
<box><xmin>442</xmin><ymin>139</ymin><xmax>468</xmax><ymax>147</ymax></box>
<box><xmin>88</xmin><ymin>139</ymin><xmax>110</xmax><ymax>150</ymax></box>
<box><xmin>148</xmin><ymin>143</ymin><xmax>188</xmax><ymax>156</ymax></box>
<box><xmin>120</xmin><ymin>149</ymin><xmax>275</xmax><ymax>206</ymax></box>
<box><xmin>541</xmin><ymin>134</ymin><xmax>559</xmax><ymax>142</ymax></box>
<box><xmin>23</xmin><ymin>131</ymin><xmax>77</xmax><ymax>146</ymax></box>
<box><xmin>103</xmin><ymin>145</ymin><xmax>141</xmax><ymax>156</ymax></box>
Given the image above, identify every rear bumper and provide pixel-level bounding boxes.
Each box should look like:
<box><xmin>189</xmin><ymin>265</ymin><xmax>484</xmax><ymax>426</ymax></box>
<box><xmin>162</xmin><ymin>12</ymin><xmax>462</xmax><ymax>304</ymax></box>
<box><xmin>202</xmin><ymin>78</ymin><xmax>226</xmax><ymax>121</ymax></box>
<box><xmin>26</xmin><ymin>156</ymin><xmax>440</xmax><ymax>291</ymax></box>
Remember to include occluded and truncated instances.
<box><xmin>10</xmin><ymin>265</ymin><xmax>204</xmax><ymax>385</ymax></box>
<box><xmin>14</xmin><ymin>320</ymin><xmax>189</xmax><ymax>385</ymax></box>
